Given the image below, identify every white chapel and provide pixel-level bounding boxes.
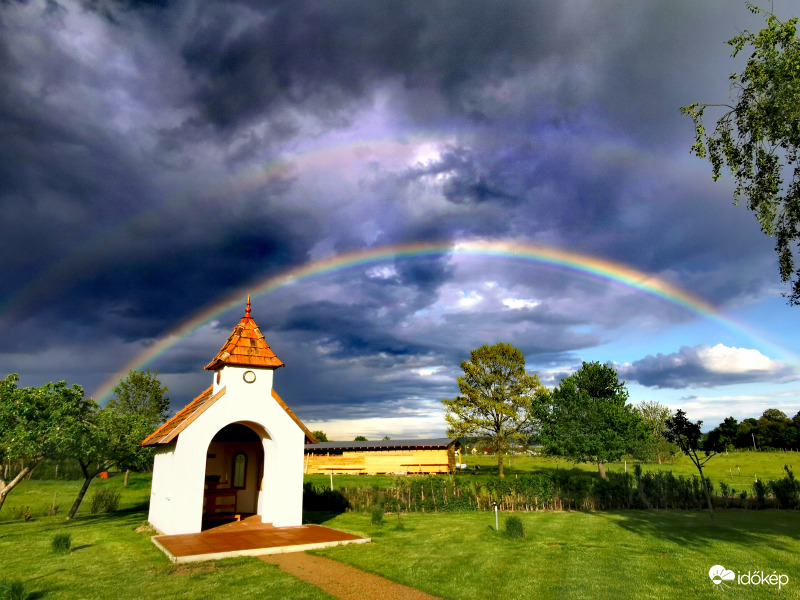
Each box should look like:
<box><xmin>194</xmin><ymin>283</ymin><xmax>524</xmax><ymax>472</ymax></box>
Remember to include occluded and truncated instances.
<box><xmin>142</xmin><ymin>298</ymin><xmax>316</xmax><ymax>535</ymax></box>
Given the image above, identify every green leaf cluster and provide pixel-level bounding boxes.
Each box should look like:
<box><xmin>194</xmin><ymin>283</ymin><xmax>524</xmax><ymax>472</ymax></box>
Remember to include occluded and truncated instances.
<box><xmin>106</xmin><ymin>368</ymin><xmax>170</xmax><ymax>431</ymax></box>
<box><xmin>682</xmin><ymin>4</ymin><xmax>800</xmax><ymax>304</ymax></box>
<box><xmin>0</xmin><ymin>374</ymin><xmax>88</xmax><ymax>466</ymax></box>
<box><xmin>538</xmin><ymin>361</ymin><xmax>642</xmax><ymax>478</ymax></box>
<box><xmin>442</xmin><ymin>342</ymin><xmax>544</xmax><ymax>478</ymax></box>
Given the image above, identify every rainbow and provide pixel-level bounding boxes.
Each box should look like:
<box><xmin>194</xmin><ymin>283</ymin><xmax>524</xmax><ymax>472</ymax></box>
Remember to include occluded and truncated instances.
<box><xmin>90</xmin><ymin>238</ymin><xmax>782</xmax><ymax>401</ymax></box>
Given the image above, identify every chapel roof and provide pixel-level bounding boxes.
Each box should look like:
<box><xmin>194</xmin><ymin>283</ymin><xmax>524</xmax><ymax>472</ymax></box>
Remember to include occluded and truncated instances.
<box><xmin>304</xmin><ymin>438</ymin><xmax>457</xmax><ymax>453</ymax></box>
<box><xmin>140</xmin><ymin>386</ymin><xmax>317</xmax><ymax>446</ymax></box>
<box><xmin>204</xmin><ymin>296</ymin><xmax>284</xmax><ymax>371</ymax></box>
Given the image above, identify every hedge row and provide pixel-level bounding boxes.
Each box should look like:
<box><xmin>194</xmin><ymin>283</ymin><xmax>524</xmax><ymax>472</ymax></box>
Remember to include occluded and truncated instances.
<box><xmin>303</xmin><ymin>465</ymin><xmax>800</xmax><ymax>513</ymax></box>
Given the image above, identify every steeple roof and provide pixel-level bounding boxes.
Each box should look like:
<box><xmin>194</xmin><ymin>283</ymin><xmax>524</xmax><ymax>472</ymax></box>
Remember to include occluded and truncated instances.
<box><xmin>204</xmin><ymin>296</ymin><xmax>285</xmax><ymax>371</ymax></box>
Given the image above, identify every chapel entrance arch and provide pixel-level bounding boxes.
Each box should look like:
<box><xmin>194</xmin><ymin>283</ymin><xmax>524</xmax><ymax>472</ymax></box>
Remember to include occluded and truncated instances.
<box><xmin>203</xmin><ymin>422</ymin><xmax>268</xmax><ymax>527</ymax></box>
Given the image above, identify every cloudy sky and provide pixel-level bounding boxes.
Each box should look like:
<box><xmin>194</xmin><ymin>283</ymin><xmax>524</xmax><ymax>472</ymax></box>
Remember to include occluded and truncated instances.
<box><xmin>2</xmin><ymin>0</ymin><xmax>800</xmax><ymax>439</ymax></box>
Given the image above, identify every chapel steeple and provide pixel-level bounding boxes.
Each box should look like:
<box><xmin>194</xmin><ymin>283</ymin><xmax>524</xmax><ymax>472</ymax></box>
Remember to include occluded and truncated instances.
<box><xmin>204</xmin><ymin>296</ymin><xmax>284</xmax><ymax>371</ymax></box>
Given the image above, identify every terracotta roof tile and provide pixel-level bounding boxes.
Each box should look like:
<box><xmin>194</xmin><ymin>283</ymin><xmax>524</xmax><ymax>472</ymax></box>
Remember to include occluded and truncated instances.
<box><xmin>141</xmin><ymin>297</ymin><xmax>314</xmax><ymax>447</ymax></box>
<box><xmin>140</xmin><ymin>386</ymin><xmax>315</xmax><ymax>446</ymax></box>
<box><xmin>141</xmin><ymin>386</ymin><xmax>219</xmax><ymax>447</ymax></box>
<box><xmin>204</xmin><ymin>297</ymin><xmax>284</xmax><ymax>371</ymax></box>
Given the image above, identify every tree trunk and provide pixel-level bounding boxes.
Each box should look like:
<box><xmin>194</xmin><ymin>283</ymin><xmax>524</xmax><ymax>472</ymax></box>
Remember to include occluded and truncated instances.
<box><xmin>124</xmin><ymin>470</ymin><xmax>130</xmax><ymax>487</ymax></box>
<box><xmin>700</xmin><ymin>473</ymin><xmax>715</xmax><ymax>521</ymax></box>
<box><xmin>66</xmin><ymin>461</ymin><xmax>106</xmax><ymax>520</ymax></box>
<box><xmin>597</xmin><ymin>462</ymin><xmax>607</xmax><ymax>479</ymax></box>
<box><xmin>497</xmin><ymin>449</ymin><xmax>505</xmax><ymax>478</ymax></box>
<box><xmin>0</xmin><ymin>463</ymin><xmax>36</xmax><ymax>513</ymax></box>
<box><xmin>67</xmin><ymin>475</ymin><xmax>95</xmax><ymax>520</ymax></box>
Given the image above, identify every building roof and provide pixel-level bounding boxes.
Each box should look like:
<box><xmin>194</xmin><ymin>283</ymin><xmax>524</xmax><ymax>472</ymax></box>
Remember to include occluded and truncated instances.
<box><xmin>140</xmin><ymin>385</ymin><xmax>219</xmax><ymax>447</ymax></box>
<box><xmin>304</xmin><ymin>438</ymin><xmax>457</xmax><ymax>452</ymax></box>
<box><xmin>141</xmin><ymin>386</ymin><xmax>316</xmax><ymax>446</ymax></box>
<box><xmin>204</xmin><ymin>297</ymin><xmax>284</xmax><ymax>371</ymax></box>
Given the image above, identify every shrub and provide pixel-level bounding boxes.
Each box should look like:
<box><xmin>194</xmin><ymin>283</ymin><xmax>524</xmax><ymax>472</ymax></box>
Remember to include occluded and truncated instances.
<box><xmin>770</xmin><ymin>466</ymin><xmax>800</xmax><ymax>509</ymax></box>
<box><xmin>0</xmin><ymin>579</ymin><xmax>30</xmax><ymax>600</ymax></box>
<box><xmin>753</xmin><ymin>479</ymin><xmax>768</xmax><ymax>508</ymax></box>
<box><xmin>8</xmin><ymin>507</ymin><xmax>32</xmax><ymax>522</ymax></box>
<box><xmin>51</xmin><ymin>533</ymin><xmax>71</xmax><ymax>554</ymax></box>
<box><xmin>302</xmin><ymin>482</ymin><xmax>350</xmax><ymax>513</ymax></box>
<box><xmin>503</xmin><ymin>516</ymin><xmax>525</xmax><ymax>540</ymax></box>
<box><xmin>89</xmin><ymin>489</ymin><xmax>121</xmax><ymax>514</ymax></box>
<box><xmin>370</xmin><ymin>505</ymin><xmax>385</xmax><ymax>526</ymax></box>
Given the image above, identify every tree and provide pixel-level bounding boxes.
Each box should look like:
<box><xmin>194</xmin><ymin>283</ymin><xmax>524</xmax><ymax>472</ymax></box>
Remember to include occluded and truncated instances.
<box><xmin>705</xmin><ymin>416</ymin><xmax>740</xmax><ymax>452</ymax></box>
<box><xmin>539</xmin><ymin>361</ymin><xmax>641</xmax><ymax>479</ymax></box>
<box><xmin>442</xmin><ymin>342</ymin><xmax>544</xmax><ymax>478</ymax></box>
<box><xmin>354</xmin><ymin>436</ymin><xmax>368</xmax><ymax>441</ymax></box>
<box><xmin>0</xmin><ymin>374</ymin><xmax>90</xmax><ymax>513</ymax></box>
<box><xmin>106</xmin><ymin>369</ymin><xmax>170</xmax><ymax>430</ymax></box>
<box><xmin>682</xmin><ymin>4</ymin><xmax>800</xmax><ymax>304</ymax></box>
<box><xmin>64</xmin><ymin>403</ymin><xmax>153</xmax><ymax>519</ymax></box>
<box><xmin>632</xmin><ymin>400</ymin><xmax>677</xmax><ymax>464</ymax></box>
<box><xmin>664</xmin><ymin>409</ymin><xmax>728</xmax><ymax>519</ymax></box>
<box><xmin>311</xmin><ymin>430</ymin><xmax>329</xmax><ymax>442</ymax></box>
<box><xmin>106</xmin><ymin>369</ymin><xmax>170</xmax><ymax>485</ymax></box>
<box><xmin>63</xmin><ymin>370</ymin><xmax>170</xmax><ymax>517</ymax></box>
<box><xmin>762</xmin><ymin>408</ymin><xmax>790</xmax><ymax>422</ymax></box>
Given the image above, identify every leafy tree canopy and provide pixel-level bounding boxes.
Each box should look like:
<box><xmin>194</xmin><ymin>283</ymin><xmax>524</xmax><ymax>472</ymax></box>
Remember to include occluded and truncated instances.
<box><xmin>354</xmin><ymin>436</ymin><xmax>368</xmax><ymax>441</ymax></box>
<box><xmin>539</xmin><ymin>361</ymin><xmax>641</xmax><ymax>479</ymax></box>
<box><xmin>682</xmin><ymin>4</ymin><xmax>800</xmax><ymax>304</ymax></box>
<box><xmin>63</xmin><ymin>402</ymin><xmax>154</xmax><ymax>519</ymax></box>
<box><xmin>0</xmin><ymin>374</ymin><xmax>90</xmax><ymax>512</ymax></box>
<box><xmin>311</xmin><ymin>430</ymin><xmax>329</xmax><ymax>442</ymax></box>
<box><xmin>106</xmin><ymin>369</ymin><xmax>170</xmax><ymax>430</ymax></box>
<box><xmin>442</xmin><ymin>342</ymin><xmax>544</xmax><ymax>478</ymax></box>
<box><xmin>631</xmin><ymin>400</ymin><xmax>677</xmax><ymax>464</ymax></box>
<box><xmin>762</xmin><ymin>408</ymin><xmax>790</xmax><ymax>422</ymax></box>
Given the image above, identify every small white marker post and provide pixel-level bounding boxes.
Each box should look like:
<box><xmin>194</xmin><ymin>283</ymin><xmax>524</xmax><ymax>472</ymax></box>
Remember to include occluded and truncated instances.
<box><xmin>492</xmin><ymin>501</ymin><xmax>499</xmax><ymax>531</ymax></box>
<box><xmin>330</xmin><ymin>472</ymin><xmax>333</xmax><ymax>491</ymax></box>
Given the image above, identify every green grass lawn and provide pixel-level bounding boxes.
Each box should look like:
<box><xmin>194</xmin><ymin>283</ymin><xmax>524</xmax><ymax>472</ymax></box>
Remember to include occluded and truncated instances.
<box><xmin>315</xmin><ymin>510</ymin><xmax>800</xmax><ymax>600</ymax></box>
<box><xmin>1</xmin><ymin>476</ymin><xmax>799</xmax><ymax>599</ymax></box>
<box><xmin>0</xmin><ymin>510</ymin><xmax>334</xmax><ymax>600</ymax></box>
<box><xmin>304</xmin><ymin>450</ymin><xmax>800</xmax><ymax>492</ymax></box>
<box><xmin>0</xmin><ymin>473</ymin><xmax>152</xmax><ymax>523</ymax></box>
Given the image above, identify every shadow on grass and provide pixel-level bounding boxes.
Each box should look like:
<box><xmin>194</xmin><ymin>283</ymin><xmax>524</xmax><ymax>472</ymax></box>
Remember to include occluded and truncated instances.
<box><xmin>303</xmin><ymin>511</ymin><xmax>344</xmax><ymax>525</ymax></box>
<box><xmin>591</xmin><ymin>509</ymin><xmax>799</xmax><ymax>552</ymax></box>
<box><xmin>70</xmin><ymin>544</ymin><xmax>92</xmax><ymax>551</ymax></box>
<box><xmin>119</xmin><ymin>503</ymin><xmax>150</xmax><ymax>513</ymax></box>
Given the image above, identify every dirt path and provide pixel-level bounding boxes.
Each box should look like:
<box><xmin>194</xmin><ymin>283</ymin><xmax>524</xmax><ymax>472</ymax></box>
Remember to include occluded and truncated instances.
<box><xmin>260</xmin><ymin>552</ymin><xmax>444</xmax><ymax>600</ymax></box>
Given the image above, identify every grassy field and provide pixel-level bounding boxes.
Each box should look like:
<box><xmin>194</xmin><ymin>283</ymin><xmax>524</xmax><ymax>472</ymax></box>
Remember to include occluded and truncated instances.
<box><xmin>0</xmin><ymin>474</ymin><xmax>152</xmax><ymax>523</ymax></box>
<box><xmin>316</xmin><ymin>510</ymin><xmax>800</xmax><ymax>599</ymax></box>
<box><xmin>304</xmin><ymin>449</ymin><xmax>799</xmax><ymax>491</ymax></box>
<box><xmin>1</xmin><ymin>505</ymin><xmax>797</xmax><ymax>599</ymax></box>
<box><xmin>1</xmin><ymin>476</ymin><xmax>798</xmax><ymax>599</ymax></box>
<box><xmin>0</xmin><ymin>509</ymin><xmax>334</xmax><ymax>599</ymax></box>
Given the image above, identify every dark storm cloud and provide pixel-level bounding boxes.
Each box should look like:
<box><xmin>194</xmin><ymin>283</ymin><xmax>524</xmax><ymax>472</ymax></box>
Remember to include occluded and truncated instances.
<box><xmin>172</xmin><ymin>1</ymin><xmax>569</xmax><ymax>133</ymax></box>
<box><xmin>618</xmin><ymin>344</ymin><xmax>799</xmax><ymax>389</ymax></box>
<box><xmin>2</xmin><ymin>0</ymin><xmax>797</xmax><ymax>425</ymax></box>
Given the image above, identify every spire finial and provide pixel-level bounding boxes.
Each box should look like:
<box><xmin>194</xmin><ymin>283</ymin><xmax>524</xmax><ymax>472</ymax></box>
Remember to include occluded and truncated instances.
<box><xmin>245</xmin><ymin>295</ymin><xmax>252</xmax><ymax>316</ymax></box>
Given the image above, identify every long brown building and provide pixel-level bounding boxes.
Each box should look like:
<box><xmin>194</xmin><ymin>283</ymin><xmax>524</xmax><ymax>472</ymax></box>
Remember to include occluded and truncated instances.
<box><xmin>304</xmin><ymin>438</ymin><xmax>458</xmax><ymax>475</ymax></box>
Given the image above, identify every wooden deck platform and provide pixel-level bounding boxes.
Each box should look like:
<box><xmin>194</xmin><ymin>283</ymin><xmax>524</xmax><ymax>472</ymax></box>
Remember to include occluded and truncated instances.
<box><xmin>152</xmin><ymin>516</ymin><xmax>369</xmax><ymax>563</ymax></box>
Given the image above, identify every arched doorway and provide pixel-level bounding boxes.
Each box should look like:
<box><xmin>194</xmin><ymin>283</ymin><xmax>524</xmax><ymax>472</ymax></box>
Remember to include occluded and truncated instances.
<box><xmin>203</xmin><ymin>423</ymin><xmax>266</xmax><ymax>527</ymax></box>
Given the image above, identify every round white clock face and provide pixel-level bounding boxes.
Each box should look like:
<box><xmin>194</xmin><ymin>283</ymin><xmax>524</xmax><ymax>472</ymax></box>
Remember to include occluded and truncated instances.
<box><xmin>243</xmin><ymin>370</ymin><xmax>256</xmax><ymax>383</ymax></box>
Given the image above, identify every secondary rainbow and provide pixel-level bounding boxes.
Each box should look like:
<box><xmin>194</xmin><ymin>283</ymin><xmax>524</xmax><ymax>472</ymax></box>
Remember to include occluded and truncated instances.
<box><xmin>92</xmin><ymin>239</ymin><xmax>746</xmax><ymax>401</ymax></box>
